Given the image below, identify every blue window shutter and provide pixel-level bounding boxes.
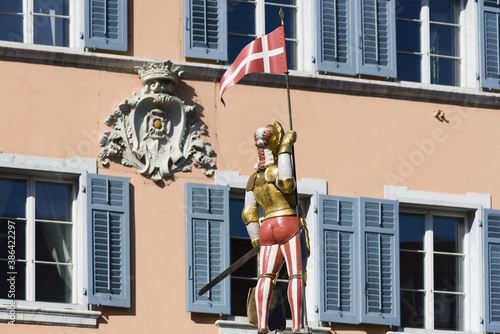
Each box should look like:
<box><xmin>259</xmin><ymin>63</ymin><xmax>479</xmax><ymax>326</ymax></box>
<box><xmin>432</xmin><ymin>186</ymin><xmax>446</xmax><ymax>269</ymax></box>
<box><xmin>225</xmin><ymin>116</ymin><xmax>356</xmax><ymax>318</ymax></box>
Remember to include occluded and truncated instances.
<box><xmin>87</xmin><ymin>174</ymin><xmax>130</xmax><ymax>308</ymax></box>
<box><xmin>356</xmin><ymin>0</ymin><xmax>397</xmax><ymax>78</ymax></box>
<box><xmin>185</xmin><ymin>183</ymin><xmax>230</xmax><ymax>314</ymax></box>
<box><xmin>318</xmin><ymin>195</ymin><xmax>360</xmax><ymax>324</ymax></box>
<box><xmin>316</xmin><ymin>0</ymin><xmax>356</xmax><ymax>75</ymax></box>
<box><xmin>480</xmin><ymin>1</ymin><xmax>500</xmax><ymax>90</ymax></box>
<box><xmin>359</xmin><ymin>197</ymin><xmax>400</xmax><ymax>326</ymax></box>
<box><xmin>84</xmin><ymin>0</ymin><xmax>127</xmax><ymax>52</ymax></box>
<box><xmin>484</xmin><ymin>209</ymin><xmax>500</xmax><ymax>332</ymax></box>
<box><xmin>183</xmin><ymin>0</ymin><xmax>228</xmax><ymax>62</ymax></box>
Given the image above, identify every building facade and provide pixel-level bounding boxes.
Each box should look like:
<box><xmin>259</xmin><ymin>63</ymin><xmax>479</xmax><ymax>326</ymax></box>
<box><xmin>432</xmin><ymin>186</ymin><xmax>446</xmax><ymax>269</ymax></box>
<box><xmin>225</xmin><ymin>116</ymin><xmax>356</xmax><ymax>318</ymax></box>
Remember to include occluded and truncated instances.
<box><xmin>1</xmin><ymin>0</ymin><xmax>500</xmax><ymax>334</ymax></box>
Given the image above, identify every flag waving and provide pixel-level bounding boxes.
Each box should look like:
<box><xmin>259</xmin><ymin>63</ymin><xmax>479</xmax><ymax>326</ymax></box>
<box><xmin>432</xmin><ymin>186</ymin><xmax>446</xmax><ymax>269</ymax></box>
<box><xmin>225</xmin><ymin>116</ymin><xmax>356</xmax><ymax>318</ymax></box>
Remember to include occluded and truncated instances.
<box><xmin>219</xmin><ymin>26</ymin><xmax>288</xmax><ymax>101</ymax></box>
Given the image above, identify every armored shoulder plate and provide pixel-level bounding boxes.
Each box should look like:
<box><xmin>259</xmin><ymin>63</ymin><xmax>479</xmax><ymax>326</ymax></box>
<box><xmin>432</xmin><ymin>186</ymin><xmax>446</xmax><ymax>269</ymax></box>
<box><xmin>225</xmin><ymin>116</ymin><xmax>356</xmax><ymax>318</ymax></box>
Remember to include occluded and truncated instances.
<box><xmin>246</xmin><ymin>172</ymin><xmax>257</xmax><ymax>191</ymax></box>
<box><xmin>265</xmin><ymin>165</ymin><xmax>279</xmax><ymax>183</ymax></box>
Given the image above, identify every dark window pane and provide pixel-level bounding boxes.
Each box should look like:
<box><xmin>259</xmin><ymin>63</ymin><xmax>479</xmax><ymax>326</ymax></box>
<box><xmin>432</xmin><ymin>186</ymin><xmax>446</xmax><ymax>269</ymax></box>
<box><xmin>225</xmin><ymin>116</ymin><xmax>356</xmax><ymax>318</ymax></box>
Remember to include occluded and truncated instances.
<box><xmin>397</xmin><ymin>53</ymin><xmax>422</xmax><ymax>82</ymax></box>
<box><xmin>275</xmin><ymin>281</ymin><xmax>292</xmax><ymax>319</ymax></box>
<box><xmin>34</xmin><ymin>0</ymin><xmax>69</xmax><ymax>16</ymax></box>
<box><xmin>430</xmin><ymin>56</ymin><xmax>459</xmax><ymax>86</ymax></box>
<box><xmin>33</xmin><ymin>16</ymin><xmax>69</xmax><ymax>47</ymax></box>
<box><xmin>0</xmin><ymin>219</ymin><xmax>26</xmax><ymax>260</ymax></box>
<box><xmin>0</xmin><ymin>1</ymin><xmax>23</xmax><ymax>13</ymax></box>
<box><xmin>430</xmin><ymin>0</ymin><xmax>457</xmax><ymax>24</ymax></box>
<box><xmin>228</xmin><ymin>34</ymin><xmax>255</xmax><ymax>64</ymax></box>
<box><xmin>434</xmin><ymin>253</ymin><xmax>463</xmax><ymax>292</ymax></box>
<box><xmin>430</xmin><ymin>24</ymin><xmax>459</xmax><ymax>57</ymax></box>
<box><xmin>396</xmin><ymin>0</ymin><xmax>420</xmax><ymax>20</ymax></box>
<box><xmin>400</xmin><ymin>290</ymin><xmax>425</xmax><ymax>328</ymax></box>
<box><xmin>0</xmin><ymin>260</ymin><xmax>26</xmax><ymax>300</ymax></box>
<box><xmin>400</xmin><ymin>251</ymin><xmax>424</xmax><ymax>289</ymax></box>
<box><xmin>434</xmin><ymin>216</ymin><xmax>462</xmax><ymax>253</ymax></box>
<box><xmin>265</xmin><ymin>5</ymin><xmax>295</xmax><ymax>38</ymax></box>
<box><xmin>36</xmin><ymin>222</ymin><xmax>72</xmax><ymax>263</ymax></box>
<box><xmin>400</xmin><ymin>213</ymin><xmax>425</xmax><ymax>250</ymax></box>
<box><xmin>285</xmin><ymin>40</ymin><xmax>296</xmax><ymax>70</ymax></box>
<box><xmin>228</xmin><ymin>1</ymin><xmax>255</xmax><ymax>35</ymax></box>
<box><xmin>231</xmin><ymin>238</ymin><xmax>256</xmax><ymax>277</ymax></box>
<box><xmin>266</xmin><ymin>0</ymin><xmax>295</xmax><ymax>5</ymax></box>
<box><xmin>35</xmin><ymin>263</ymin><xmax>72</xmax><ymax>303</ymax></box>
<box><xmin>231</xmin><ymin>277</ymin><xmax>256</xmax><ymax>316</ymax></box>
<box><xmin>397</xmin><ymin>20</ymin><xmax>421</xmax><ymax>53</ymax></box>
<box><xmin>35</xmin><ymin>182</ymin><xmax>71</xmax><ymax>221</ymax></box>
<box><xmin>230</xmin><ymin>198</ymin><xmax>247</xmax><ymax>238</ymax></box>
<box><xmin>0</xmin><ymin>13</ymin><xmax>23</xmax><ymax>42</ymax></box>
<box><xmin>434</xmin><ymin>293</ymin><xmax>463</xmax><ymax>331</ymax></box>
<box><xmin>0</xmin><ymin>179</ymin><xmax>26</xmax><ymax>218</ymax></box>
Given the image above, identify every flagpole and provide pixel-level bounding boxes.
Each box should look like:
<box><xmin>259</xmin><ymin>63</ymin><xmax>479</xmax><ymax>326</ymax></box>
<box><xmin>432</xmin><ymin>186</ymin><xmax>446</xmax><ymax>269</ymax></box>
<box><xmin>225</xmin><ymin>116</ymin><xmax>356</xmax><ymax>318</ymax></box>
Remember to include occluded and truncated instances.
<box><xmin>280</xmin><ymin>8</ymin><xmax>310</xmax><ymax>334</ymax></box>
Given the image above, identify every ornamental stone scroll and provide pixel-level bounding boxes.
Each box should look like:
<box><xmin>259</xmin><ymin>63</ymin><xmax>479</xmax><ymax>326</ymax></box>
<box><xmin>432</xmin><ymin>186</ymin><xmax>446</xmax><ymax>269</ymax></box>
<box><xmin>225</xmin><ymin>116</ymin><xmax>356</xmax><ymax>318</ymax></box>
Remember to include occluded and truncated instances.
<box><xmin>98</xmin><ymin>61</ymin><xmax>215</xmax><ymax>182</ymax></box>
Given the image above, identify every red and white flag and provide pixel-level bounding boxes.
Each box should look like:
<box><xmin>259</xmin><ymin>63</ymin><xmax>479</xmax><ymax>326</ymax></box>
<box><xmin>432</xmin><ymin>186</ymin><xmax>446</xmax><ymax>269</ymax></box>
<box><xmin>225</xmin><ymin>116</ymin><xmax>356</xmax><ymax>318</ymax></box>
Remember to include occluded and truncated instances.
<box><xmin>219</xmin><ymin>26</ymin><xmax>288</xmax><ymax>101</ymax></box>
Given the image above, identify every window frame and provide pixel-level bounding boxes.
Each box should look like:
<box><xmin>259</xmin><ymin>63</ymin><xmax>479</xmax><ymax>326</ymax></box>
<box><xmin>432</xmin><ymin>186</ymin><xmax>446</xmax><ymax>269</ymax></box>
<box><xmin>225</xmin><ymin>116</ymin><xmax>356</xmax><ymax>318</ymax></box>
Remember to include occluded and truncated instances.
<box><xmin>399</xmin><ymin>208</ymin><xmax>470</xmax><ymax>331</ymax></box>
<box><xmin>0</xmin><ymin>0</ymin><xmax>82</xmax><ymax>49</ymax></box>
<box><xmin>227</xmin><ymin>0</ymin><xmax>303</xmax><ymax>70</ymax></box>
<box><xmin>386</xmin><ymin>185</ymin><xmax>490</xmax><ymax>334</ymax></box>
<box><xmin>0</xmin><ymin>153</ymin><xmax>100</xmax><ymax>327</ymax></box>
<box><xmin>396</xmin><ymin>0</ymin><xmax>479</xmax><ymax>88</ymax></box>
<box><xmin>0</xmin><ymin>173</ymin><xmax>78</xmax><ymax>306</ymax></box>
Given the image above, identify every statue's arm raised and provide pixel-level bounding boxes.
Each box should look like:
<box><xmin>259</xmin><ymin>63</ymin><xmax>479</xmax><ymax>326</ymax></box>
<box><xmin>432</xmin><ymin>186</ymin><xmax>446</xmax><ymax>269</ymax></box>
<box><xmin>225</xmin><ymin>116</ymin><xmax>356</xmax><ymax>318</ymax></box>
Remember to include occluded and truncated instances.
<box><xmin>242</xmin><ymin>190</ymin><xmax>260</xmax><ymax>248</ymax></box>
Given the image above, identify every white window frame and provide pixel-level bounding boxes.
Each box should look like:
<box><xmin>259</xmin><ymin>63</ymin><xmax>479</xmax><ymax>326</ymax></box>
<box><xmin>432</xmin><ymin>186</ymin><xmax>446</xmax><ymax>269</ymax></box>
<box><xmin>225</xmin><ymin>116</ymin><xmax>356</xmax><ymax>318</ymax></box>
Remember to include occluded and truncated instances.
<box><xmin>399</xmin><ymin>208</ymin><xmax>469</xmax><ymax>330</ymax></box>
<box><xmin>0</xmin><ymin>153</ymin><xmax>100</xmax><ymax>327</ymax></box>
<box><xmin>0</xmin><ymin>0</ymin><xmax>84</xmax><ymax>50</ymax></box>
<box><xmin>386</xmin><ymin>185</ymin><xmax>491</xmax><ymax>334</ymax></box>
<box><xmin>214</xmin><ymin>170</ymin><xmax>329</xmax><ymax>334</ymax></box>
<box><xmin>227</xmin><ymin>0</ymin><xmax>309</xmax><ymax>71</ymax></box>
<box><xmin>396</xmin><ymin>0</ymin><xmax>479</xmax><ymax>89</ymax></box>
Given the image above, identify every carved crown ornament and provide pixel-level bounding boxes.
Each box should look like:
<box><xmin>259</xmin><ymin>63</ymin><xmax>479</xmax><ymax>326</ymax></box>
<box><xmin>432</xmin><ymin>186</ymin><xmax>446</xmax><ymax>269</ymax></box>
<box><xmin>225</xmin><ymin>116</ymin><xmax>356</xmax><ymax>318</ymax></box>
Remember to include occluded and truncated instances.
<box><xmin>98</xmin><ymin>61</ymin><xmax>215</xmax><ymax>182</ymax></box>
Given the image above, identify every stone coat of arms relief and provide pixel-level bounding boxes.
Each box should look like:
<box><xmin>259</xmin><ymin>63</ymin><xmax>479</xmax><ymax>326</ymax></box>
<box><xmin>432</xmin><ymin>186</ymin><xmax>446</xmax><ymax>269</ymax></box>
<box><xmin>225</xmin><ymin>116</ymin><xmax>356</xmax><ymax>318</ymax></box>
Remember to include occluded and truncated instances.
<box><xmin>98</xmin><ymin>61</ymin><xmax>215</xmax><ymax>181</ymax></box>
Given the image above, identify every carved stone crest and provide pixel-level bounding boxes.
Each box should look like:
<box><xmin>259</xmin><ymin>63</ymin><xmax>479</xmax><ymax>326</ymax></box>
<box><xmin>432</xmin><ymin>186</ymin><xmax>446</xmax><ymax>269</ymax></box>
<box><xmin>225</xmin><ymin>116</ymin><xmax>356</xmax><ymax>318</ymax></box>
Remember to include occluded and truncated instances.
<box><xmin>98</xmin><ymin>61</ymin><xmax>215</xmax><ymax>181</ymax></box>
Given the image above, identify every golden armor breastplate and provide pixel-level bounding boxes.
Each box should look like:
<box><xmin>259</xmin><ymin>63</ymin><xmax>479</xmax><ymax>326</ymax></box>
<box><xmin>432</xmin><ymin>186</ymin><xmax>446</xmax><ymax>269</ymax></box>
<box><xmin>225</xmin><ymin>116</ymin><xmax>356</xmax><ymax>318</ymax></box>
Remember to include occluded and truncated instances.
<box><xmin>250</xmin><ymin>165</ymin><xmax>296</xmax><ymax>220</ymax></box>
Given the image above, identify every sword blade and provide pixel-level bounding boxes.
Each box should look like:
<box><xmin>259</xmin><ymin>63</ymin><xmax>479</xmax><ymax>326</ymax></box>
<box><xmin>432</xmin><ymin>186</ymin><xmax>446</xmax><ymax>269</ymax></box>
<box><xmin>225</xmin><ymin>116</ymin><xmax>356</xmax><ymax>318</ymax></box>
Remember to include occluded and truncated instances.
<box><xmin>197</xmin><ymin>245</ymin><xmax>259</xmax><ymax>296</ymax></box>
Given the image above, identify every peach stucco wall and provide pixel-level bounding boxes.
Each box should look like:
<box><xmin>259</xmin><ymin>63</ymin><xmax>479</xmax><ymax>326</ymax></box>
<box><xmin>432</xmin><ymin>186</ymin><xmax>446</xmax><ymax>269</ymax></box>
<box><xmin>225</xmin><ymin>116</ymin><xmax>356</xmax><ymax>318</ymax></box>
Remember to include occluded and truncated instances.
<box><xmin>1</xmin><ymin>0</ymin><xmax>500</xmax><ymax>327</ymax></box>
<box><xmin>1</xmin><ymin>57</ymin><xmax>500</xmax><ymax>334</ymax></box>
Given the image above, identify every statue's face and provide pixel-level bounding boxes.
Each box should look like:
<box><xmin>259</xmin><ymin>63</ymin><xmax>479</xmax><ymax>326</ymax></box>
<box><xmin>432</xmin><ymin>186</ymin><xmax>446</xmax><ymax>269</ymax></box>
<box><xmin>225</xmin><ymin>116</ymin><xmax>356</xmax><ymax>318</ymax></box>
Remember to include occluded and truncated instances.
<box><xmin>254</xmin><ymin>127</ymin><xmax>273</xmax><ymax>148</ymax></box>
<box><xmin>148</xmin><ymin>109</ymin><xmax>168</xmax><ymax>140</ymax></box>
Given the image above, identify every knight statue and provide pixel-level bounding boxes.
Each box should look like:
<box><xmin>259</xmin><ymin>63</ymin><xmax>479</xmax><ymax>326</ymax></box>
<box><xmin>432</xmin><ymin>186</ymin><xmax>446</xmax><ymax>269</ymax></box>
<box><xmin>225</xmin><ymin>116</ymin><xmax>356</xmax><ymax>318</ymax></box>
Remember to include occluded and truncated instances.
<box><xmin>242</xmin><ymin>121</ymin><xmax>309</xmax><ymax>333</ymax></box>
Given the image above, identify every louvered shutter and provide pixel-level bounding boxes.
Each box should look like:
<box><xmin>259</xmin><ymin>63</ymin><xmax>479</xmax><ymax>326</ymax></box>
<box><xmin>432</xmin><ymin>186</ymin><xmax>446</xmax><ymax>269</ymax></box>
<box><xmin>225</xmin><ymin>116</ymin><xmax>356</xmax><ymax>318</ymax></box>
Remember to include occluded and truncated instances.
<box><xmin>359</xmin><ymin>197</ymin><xmax>400</xmax><ymax>326</ymax></box>
<box><xmin>185</xmin><ymin>183</ymin><xmax>230</xmax><ymax>314</ymax></box>
<box><xmin>357</xmin><ymin>0</ymin><xmax>396</xmax><ymax>78</ymax></box>
<box><xmin>87</xmin><ymin>174</ymin><xmax>130</xmax><ymax>308</ymax></box>
<box><xmin>316</xmin><ymin>0</ymin><xmax>356</xmax><ymax>75</ymax></box>
<box><xmin>480</xmin><ymin>0</ymin><xmax>500</xmax><ymax>90</ymax></box>
<box><xmin>484</xmin><ymin>209</ymin><xmax>500</xmax><ymax>332</ymax></box>
<box><xmin>183</xmin><ymin>0</ymin><xmax>228</xmax><ymax>61</ymax></box>
<box><xmin>318</xmin><ymin>195</ymin><xmax>360</xmax><ymax>324</ymax></box>
<box><xmin>84</xmin><ymin>0</ymin><xmax>127</xmax><ymax>52</ymax></box>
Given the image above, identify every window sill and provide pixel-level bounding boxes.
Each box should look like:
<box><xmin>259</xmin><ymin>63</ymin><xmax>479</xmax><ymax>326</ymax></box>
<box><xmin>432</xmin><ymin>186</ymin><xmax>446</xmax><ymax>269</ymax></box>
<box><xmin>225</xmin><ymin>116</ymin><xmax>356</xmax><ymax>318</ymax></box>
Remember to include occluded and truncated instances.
<box><xmin>1</xmin><ymin>41</ymin><xmax>500</xmax><ymax>109</ymax></box>
<box><xmin>216</xmin><ymin>318</ymin><xmax>331</xmax><ymax>334</ymax></box>
<box><xmin>388</xmin><ymin>329</ymin><xmax>480</xmax><ymax>334</ymax></box>
<box><xmin>0</xmin><ymin>303</ymin><xmax>101</xmax><ymax>327</ymax></box>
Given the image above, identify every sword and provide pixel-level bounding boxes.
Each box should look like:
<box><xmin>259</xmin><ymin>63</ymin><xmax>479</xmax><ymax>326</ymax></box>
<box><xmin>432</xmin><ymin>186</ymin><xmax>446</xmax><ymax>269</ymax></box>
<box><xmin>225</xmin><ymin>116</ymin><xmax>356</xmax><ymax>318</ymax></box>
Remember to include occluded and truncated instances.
<box><xmin>197</xmin><ymin>245</ymin><xmax>259</xmax><ymax>296</ymax></box>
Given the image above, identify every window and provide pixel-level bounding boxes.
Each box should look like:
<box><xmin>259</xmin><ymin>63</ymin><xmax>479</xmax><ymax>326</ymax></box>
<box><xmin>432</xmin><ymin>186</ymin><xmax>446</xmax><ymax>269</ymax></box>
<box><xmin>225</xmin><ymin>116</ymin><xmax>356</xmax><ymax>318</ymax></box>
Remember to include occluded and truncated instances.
<box><xmin>0</xmin><ymin>154</ymin><xmax>130</xmax><ymax>327</ymax></box>
<box><xmin>400</xmin><ymin>211</ymin><xmax>467</xmax><ymax>331</ymax></box>
<box><xmin>227</xmin><ymin>0</ymin><xmax>298</xmax><ymax>69</ymax></box>
<box><xmin>0</xmin><ymin>0</ymin><xmax>70</xmax><ymax>46</ymax></box>
<box><xmin>396</xmin><ymin>0</ymin><xmax>461</xmax><ymax>86</ymax></box>
<box><xmin>0</xmin><ymin>0</ymin><xmax>127</xmax><ymax>52</ymax></box>
<box><xmin>0</xmin><ymin>177</ymin><xmax>75</xmax><ymax>304</ymax></box>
